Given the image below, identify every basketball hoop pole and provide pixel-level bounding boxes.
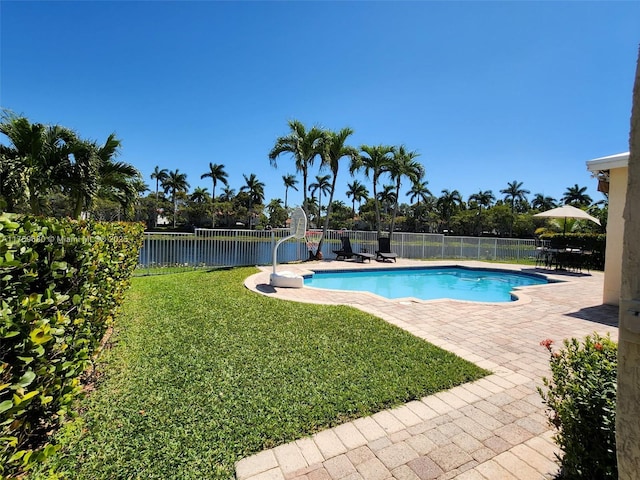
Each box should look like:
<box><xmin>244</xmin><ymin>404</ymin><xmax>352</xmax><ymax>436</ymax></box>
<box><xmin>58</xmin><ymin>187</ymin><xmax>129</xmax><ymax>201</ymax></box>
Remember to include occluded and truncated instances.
<box><xmin>272</xmin><ymin>207</ymin><xmax>307</xmax><ymax>275</ymax></box>
<box><xmin>272</xmin><ymin>232</ymin><xmax>296</xmax><ymax>275</ymax></box>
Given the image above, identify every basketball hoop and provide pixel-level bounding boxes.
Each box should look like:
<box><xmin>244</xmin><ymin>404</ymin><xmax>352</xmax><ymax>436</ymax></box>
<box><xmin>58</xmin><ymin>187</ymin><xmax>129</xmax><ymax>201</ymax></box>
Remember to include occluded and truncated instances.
<box><xmin>271</xmin><ymin>207</ymin><xmax>307</xmax><ymax>286</ymax></box>
<box><xmin>305</xmin><ymin>230</ymin><xmax>323</xmax><ymax>256</ymax></box>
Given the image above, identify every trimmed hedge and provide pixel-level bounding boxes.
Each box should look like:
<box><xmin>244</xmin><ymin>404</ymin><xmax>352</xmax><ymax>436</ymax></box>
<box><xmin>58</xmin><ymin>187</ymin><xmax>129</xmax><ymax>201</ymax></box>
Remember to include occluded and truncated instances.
<box><xmin>539</xmin><ymin>232</ymin><xmax>606</xmax><ymax>251</ymax></box>
<box><xmin>539</xmin><ymin>233</ymin><xmax>606</xmax><ymax>270</ymax></box>
<box><xmin>0</xmin><ymin>214</ymin><xmax>143</xmax><ymax>477</ymax></box>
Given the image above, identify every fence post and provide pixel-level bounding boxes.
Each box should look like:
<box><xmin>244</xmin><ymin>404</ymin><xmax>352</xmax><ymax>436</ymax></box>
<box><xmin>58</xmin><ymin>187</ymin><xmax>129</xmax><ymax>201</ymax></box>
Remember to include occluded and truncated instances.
<box><xmin>271</xmin><ymin>229</ymin><xmax>275</xmax><ymax>263</ymax></box>
<box><xmin>144</xmin><ymin>234</ymin><xmax>149</xmax><ymax>274</ymax></box>
<box><xmin>234</xmin><ymin>230</ymin><xmax>238</xmax><ymax>266</ymax></box>
<box><xmin>494</xmin><ymin>239</ymin><xmax>498</xmax><ymax>260</ymax></box>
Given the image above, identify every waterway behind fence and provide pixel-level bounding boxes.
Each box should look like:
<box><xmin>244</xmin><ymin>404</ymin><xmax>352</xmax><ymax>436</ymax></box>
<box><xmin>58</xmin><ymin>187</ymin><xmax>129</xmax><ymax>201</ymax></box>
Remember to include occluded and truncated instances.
<box><xmin>136</xmin><ymin>229</ymin><xmax>538</xmax><ymax>275</ymax></box>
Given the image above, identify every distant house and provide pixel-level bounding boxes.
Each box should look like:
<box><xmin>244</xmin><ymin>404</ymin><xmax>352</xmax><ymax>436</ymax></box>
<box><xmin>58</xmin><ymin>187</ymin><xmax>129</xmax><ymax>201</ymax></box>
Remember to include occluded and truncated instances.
<box><xmin>586</xmin><ymin>151</ymin><xmax>629</xmax><ymax>305</ymax></box>
<box><xmin>156</xmin><ymin>209</ymin><xmax>170</xmax><ymax>226</ymax></box>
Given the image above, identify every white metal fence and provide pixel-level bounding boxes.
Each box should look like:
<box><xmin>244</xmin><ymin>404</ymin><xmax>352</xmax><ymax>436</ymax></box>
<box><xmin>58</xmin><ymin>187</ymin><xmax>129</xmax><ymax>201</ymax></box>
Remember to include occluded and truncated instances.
<box><xmin>137</xmin><ymin>229</ymin><xmax>538</xmax><ymax>275</ymax></box>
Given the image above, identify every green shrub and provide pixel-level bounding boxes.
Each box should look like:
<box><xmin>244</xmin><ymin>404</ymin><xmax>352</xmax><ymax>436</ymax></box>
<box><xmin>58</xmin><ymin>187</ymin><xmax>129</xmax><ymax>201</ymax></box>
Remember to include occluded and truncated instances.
<box><xmin>538</xmin><ymin>333</ymin><xmax>617</xmax><ymax>479</ymax></box>
<box><xmin>539</xmin><ymin>233</ymin><xmax>606</xmax><ymax>252</ymax></box>
<box><xmin>0</xmin><ymin>213</ymin><xmax>143</xmax><ymax>477</ymax></box>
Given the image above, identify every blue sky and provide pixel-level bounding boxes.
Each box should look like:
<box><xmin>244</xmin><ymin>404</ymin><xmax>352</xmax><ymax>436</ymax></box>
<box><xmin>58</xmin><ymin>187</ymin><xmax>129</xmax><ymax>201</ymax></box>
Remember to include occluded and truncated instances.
<box><xmin>1</xmin><ymin>1</ymin><xmax>638</xmax><ymax>209</ymax></box>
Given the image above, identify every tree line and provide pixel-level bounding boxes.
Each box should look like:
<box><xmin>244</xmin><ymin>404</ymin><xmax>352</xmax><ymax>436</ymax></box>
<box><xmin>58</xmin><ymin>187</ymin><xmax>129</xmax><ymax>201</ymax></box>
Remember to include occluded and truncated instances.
<box><xmin>0</xmin><ymin>113</ymin><xmax>606</xmax><ymax>244</ymax></box>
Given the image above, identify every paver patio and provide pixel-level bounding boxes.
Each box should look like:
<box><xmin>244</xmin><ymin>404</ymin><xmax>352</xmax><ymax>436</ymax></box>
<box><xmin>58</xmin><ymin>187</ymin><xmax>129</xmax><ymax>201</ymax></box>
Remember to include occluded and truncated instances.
<box><xmin>241</xmin><ymin>260</ymin><xmax>618</xmax><ymax>480</ymax></box>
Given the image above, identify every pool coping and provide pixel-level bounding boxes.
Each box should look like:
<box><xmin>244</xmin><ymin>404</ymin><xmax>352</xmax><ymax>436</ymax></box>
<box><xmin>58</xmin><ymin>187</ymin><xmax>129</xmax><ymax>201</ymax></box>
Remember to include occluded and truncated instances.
<box><xmin>246</xmin><ymin>259</ymin><xmax>573</xmax><ymax>308</ymax></box>
<box><xmin>300</xmin><ymin>264</ymin><xmax>555</xmax><ymax>306</ymax></box>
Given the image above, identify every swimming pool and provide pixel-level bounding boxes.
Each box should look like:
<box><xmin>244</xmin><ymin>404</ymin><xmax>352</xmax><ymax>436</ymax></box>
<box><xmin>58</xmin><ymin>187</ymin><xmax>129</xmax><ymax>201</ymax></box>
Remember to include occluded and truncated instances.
<box><xmin>303</xmin><ymin>267</ymin><xmax>549</xmax><ymax>302</ymax></box>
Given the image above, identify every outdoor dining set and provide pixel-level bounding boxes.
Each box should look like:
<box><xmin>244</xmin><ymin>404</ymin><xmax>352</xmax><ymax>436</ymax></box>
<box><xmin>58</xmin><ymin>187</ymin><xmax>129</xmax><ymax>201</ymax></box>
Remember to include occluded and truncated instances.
<box><xmin>535</xmin><ymin>238</ymin><xmax>603</xmax><ymax>273</ymax></box>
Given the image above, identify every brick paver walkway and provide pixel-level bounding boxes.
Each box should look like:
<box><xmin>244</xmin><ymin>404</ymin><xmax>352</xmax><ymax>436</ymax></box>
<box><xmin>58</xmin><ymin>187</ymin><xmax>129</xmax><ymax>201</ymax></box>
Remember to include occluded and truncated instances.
<box><xmin>241</xmin><ymin>260</ymin><xmax>618</xmax><ymax>480</ymax></box>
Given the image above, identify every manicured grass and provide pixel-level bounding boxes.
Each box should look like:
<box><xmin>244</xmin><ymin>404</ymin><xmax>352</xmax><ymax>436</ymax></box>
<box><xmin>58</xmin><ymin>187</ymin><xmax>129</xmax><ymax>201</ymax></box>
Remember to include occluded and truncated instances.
<box><xmin>36</xmin><ymin>268</ymin><xmax>487</xmax><ymax>479</ymax></box>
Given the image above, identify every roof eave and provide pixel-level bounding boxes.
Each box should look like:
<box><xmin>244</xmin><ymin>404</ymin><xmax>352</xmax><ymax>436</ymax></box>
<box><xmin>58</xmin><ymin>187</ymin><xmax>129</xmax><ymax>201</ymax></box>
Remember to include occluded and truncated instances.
<box><xmin>586</xmin><ymin>152</ymin><xmax>629</xmax><ymax>172</ymax></box>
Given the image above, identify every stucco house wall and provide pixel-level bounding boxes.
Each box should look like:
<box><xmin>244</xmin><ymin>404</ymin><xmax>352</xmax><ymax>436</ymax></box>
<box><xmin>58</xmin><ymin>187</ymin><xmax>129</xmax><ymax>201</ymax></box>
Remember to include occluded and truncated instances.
<box><xmin>587</xmin><ymin>152</ymin><xmax>630</xmax><ymax>306</ymax></box>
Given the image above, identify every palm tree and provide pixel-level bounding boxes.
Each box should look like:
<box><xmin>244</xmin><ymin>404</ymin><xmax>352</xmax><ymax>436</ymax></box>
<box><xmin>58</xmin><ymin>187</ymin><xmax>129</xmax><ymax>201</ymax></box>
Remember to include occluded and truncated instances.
<box><xmin>61</xmin><ymin>137</ymin><xmax>101</xmax><ymax>219</ymax></box>
<box><xmin>151</xmin><ymin>166</ymin><xmax>168</xmax><ymax>198</ymax></box>
<box><xmin>218</xmin><ymin>186</ymin><xmax>236</xmax><ymax>227</ymax></box>
<box><xmin>500</xmin><ymin>180</ymin><xmax>530</xmax><ymax>214</ymax></box>
<box><xmin>436</xmin><ymin>189</ymin><xmax>463</xmax><ymax>232</ymax></box>
<box><xmin>305</xmin><ymin>196</ymin><xmax>319</xmax><ymax>223</ymax></box>
<box><xmin>0</xmin><ymin>112</ymin><xmax>76</xmax><ymax>214</ymax></box>
<box><xmin>162</xmin><ymin>169</ymin><xmax>190</xmax><ymax>228</ymax></box>
<box><xmin>468</xmin><ymin>190</ymin><xmax>494</xmax><ymax>210</ymax></box>
<box><xmin>201</xmin><ymin>162</ymin><xmax>228</xmax><ymax>226</ymax></box>
<box><xmin>150</xmin><ymin>166</ymin><xmax>168</xmax><ymax>227</ymax></box>
<box><xmin>562</xmin><ymin>184</ymin><xmax>592</xmax><ymax>207</ymax></box>
<box><xmin>93</xmin><ymin>157</ymin><xmax>141</xmax><ymax>220</ymax></box>
<box><xmin>500</xmin><ymin>180</ymin><xmax>530</xmax><ymax>237</ymax></box>
<box><xmin>377</xmin><ymin>184</ymin><xmax>397</xmax><ymax>216</ymax></box>
<box><xmin>220</xmin><ymin>186</ymin><xmax>236</xmax><ymax>202</ymax></box>
<box><xmin>241</xmin><ymin>173</ymin><xmax>265</xmax><ymax>205</ymax></box>
<box><xmin>67</xmin><ymin>133</ymin><xmax>141</xmax><ymax>219</ymax></box>
<box><xmin>308</xmin><ymin>174</ymin><xmax>331</xmax><ymax>226</ymax></box>
<box><xmin>190</xmin><ymin>186</ymin><xmax>210</xmax><ymax>204</ymax></box>
<box><xmin>388</xmin><ymin>146</ymin><xmax>422</xmax><ymax>233</ymax></box>
<box><xmin>316</xmin><ymin>127</ymin><xmax>359</xmax><ymax>256</ymax></box>
<box><xmin>282</xmin><ymin>174</ymin><xmax>298</xmax><ymax>209</ymax></box>
<box><xmin>240</xmin><ymin>173</ymin><xmax>265</xmax><ymax>229</ymax></box>
<box><xmin>531</xmin><ymin>193</ymin><xmax>557</xmax><ymax>211</ymax></box>
<box><xmin>468</xmin><ymin>190</ymin><xmax>495</xmax><ymax>236</ymax></box>
<box><xmin>200</xmin><ymin>163</ymin><xmax>228</xmax><ymax>201</ymax></box>
<box><xmin>355</xmin><ymin>144</ymin><xmax>394</xmax><ymax>236</ymax></box>
<box><xmin>96</xmin><ymin>163</ymin><xmax>145</xmax><ymax>221</ymax></box>
<box><xmin>346</xmin><ymin>180</ymin><xmax>369</xmax><ymax>218</ymax></box>
<box><xmin>407</xmin><ymin>177</ymin><xmax>432</xmax><ymax>206</ymax></box>
<box><xmin>269</xmin><ymin>120</ymin><xmax>324</xmax><ymax>216</ymax></box>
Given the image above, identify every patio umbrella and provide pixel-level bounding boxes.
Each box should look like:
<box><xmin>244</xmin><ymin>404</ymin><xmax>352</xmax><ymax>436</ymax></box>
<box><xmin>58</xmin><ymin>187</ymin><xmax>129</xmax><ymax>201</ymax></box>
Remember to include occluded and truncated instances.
<box><xmin>533</xmin><ymin>204</ymin><xmax>601</xmax><ymax>234</ymax></box>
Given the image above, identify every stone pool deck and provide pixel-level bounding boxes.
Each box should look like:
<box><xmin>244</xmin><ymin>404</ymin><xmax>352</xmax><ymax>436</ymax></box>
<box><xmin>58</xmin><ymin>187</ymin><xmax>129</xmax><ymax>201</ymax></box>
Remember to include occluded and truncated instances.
<box><xmin>241</xmin><ymin>260</ymin><xmax>619</xmax><ymax>480</ymax></box>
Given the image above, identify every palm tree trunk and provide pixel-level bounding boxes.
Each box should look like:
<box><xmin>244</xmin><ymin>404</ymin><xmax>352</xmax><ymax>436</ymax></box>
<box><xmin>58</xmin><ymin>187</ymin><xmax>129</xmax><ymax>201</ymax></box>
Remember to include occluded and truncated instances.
<box><xmin>73</xmin><ymin>195</ymin><xmax>84</xmax><ymax>219</ymax></box>
<box><xmin>211</xmin><ymin>181</ymin><xmax>216</xmax><ymax>228</ymax></box>
<box><xmin>173</xmin><ymin>193</ymin><xmax>177</xmax><ymax>228</ymax></box>
<box><xmin>317</xmin><ymin>178</ymin><xmax>338</xmax><ymax>258</ymax></box>
<box><xmin>302</xmin><ymin>171</ymin><xmax>308</xmax><ymax>217</ymax></box>
<box><xmin>373</xmin><ymin>176</ymin><xmax>382</xmax><ymax>237</ymax></box>
<box><xmin>155</xmin><ymin>179</ymin><xmax>159</xmax><ymax>228</ymax></box>
<box><xmin>390</xmin><ymin>182</ymin><xmax>401</xmax><ymax>234</ymax></box>
<box><xmin>616</xmin><ymin>47</ymin><xmax>640</xmax><ymax>480</ymax></box>
<box><xmin>509</xmin><ymin>201</ymin><xmax>515</xmax><ymax>237</ymax></box>
<box><xmin>29</xmin><ymin>181</ymin><xmax>41</xmax><ymax>215</ymax></box>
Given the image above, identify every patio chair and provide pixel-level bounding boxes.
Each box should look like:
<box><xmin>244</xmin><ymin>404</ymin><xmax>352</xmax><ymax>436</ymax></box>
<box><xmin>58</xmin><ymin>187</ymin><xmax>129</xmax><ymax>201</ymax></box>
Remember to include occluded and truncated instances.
<box><xmin>333</xmin><ymin>236</ymin><xmax>374</xmax><ymax>262</ymax></box>
<box><xmin>376</xmin><ymin>236</ymin><xmax>398</xmax><ymax>262</ymax></box>
<box><xmin>333</xmin><ymin>236</ymin><xmax>354</xmax><ymax>260</ymax></box>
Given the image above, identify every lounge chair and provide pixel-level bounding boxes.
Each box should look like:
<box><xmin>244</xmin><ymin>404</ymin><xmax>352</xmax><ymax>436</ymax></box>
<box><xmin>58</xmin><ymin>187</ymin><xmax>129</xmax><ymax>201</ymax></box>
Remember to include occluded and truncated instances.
<box><xmin>333</xmin><ymin>236</ymin><xmax>374</xmax><ymax>263</ymax></box>
<box><xmin>376</xmin><ymin>237</ymin><xmax>398</xmax><ymax>262</ymax></box>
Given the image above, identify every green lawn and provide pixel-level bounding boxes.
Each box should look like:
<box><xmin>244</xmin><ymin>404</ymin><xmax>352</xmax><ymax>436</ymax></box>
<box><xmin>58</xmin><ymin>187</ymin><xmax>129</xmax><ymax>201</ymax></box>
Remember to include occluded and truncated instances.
<box><xmin>36</xmin><ymin>268</ymin><xmax>487</xmax><ymax>479</ymax></box>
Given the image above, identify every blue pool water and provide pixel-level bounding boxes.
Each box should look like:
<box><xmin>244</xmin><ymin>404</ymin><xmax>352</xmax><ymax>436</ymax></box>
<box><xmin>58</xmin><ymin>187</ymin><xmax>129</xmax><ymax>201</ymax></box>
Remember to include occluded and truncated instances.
<box><xmin>303</xmin><ymin>267</ymin><xmax>548</xmax><ymax>302</ymax></box>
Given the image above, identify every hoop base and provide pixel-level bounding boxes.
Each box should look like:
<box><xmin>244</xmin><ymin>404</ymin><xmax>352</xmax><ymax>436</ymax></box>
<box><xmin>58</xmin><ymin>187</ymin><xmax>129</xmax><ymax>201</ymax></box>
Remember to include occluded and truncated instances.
<box><xmin>270</xmin><ymin>271</ymin><xmax>303</xmax><ymax>288</ymax></box>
